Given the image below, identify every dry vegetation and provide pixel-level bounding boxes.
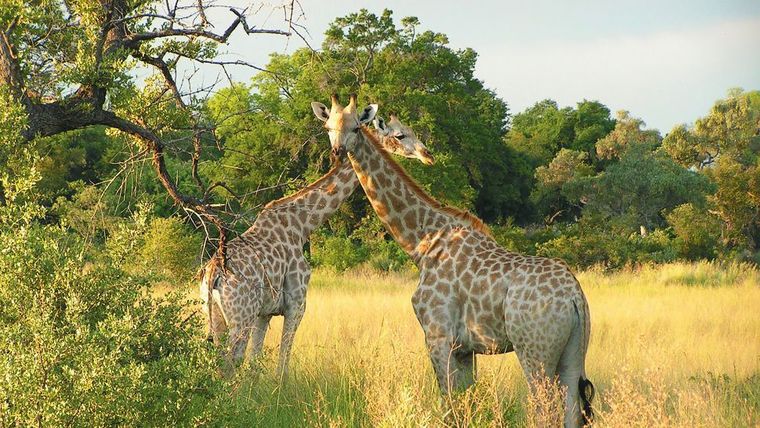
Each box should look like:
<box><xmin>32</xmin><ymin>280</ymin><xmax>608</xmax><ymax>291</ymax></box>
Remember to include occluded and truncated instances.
<box><xmin>192</xmin><ymin>262</ymin><xmax>760</xmax><ymax>427</ymax></box>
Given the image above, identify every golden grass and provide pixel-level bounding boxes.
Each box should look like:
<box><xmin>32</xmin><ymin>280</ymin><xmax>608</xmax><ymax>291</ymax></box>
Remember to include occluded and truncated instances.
<box><xmin>185</xmin><ymin>262</ymin><xmax>760</xmax><ymax>427</ymax></box>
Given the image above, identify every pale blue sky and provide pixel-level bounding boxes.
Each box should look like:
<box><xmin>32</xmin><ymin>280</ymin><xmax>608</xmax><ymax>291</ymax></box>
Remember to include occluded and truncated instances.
<box><xmin>205</xmin><ymin>0</ymin><xmax>760</xmax><ymax>132</ymax></box>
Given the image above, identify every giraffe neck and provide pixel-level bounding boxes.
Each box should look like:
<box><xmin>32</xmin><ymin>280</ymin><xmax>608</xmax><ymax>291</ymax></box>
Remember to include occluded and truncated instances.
<box><xmin>254</xmin><ymin>129</ymin><xmax>393</xmax><ymax>244</ymax></box>
<box><xmin>254</xmin><ymin>159</ymin><xmax>358</xmax><ymax>244</ymax></box>
<box><xmin>347</xmin><ymin>129</ymin><xmax>489</xmax><ymax>263</ymax></box>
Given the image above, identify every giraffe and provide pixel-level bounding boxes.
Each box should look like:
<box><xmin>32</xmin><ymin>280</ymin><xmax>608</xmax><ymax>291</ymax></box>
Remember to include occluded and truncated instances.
<box><xmin>312</xmin><ymin>94</ymin><xmax>595</xmax><ymax>427</ymax></box>
<box><xmin>199</xmin><ymin>98</ymin><xmax>434</xmax><ymax>379</ymax></box>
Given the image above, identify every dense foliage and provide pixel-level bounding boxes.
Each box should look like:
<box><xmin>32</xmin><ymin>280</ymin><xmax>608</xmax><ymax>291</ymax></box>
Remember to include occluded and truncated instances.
<box><xmin>1</xmin><ymin>2</ymin><xmax>758</xmax><ymax>424</ymax></box>
<box><xmin>0</xmin><ymin>222</ymin><xmax>222</xmax><ymax>426</ymax></box>
<box><xmin>2</xmin><ymin>8</ymin><xmax>758</xmax><ymax>272</ymax></box>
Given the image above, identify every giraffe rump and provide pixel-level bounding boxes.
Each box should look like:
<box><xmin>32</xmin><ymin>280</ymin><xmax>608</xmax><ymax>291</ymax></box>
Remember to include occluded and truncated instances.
<box><xmin>360</xmin><ymin>128</ymin><xmax>492</xmax><ymax>237</ymax></box>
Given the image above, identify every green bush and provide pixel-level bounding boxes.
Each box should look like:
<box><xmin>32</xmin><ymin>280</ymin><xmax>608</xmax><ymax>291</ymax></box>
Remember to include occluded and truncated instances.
<box><xmin>349</xmin><ymin>216</ymin><xmax>413</xmax><ymax>271</ymax></box>
<box><xmin>666</xmin><ymin>203</ymin><xmax>722</xmax><ymax>260</ymax></box>
<box><xmin>491</xmin><ymin>221</ymin><xmax>540</xmax><ymax>254</ymax></box>
<box><xmin>0</xmin><ymin>225</ymin><xmax>222</xmax><ymax>427</ymax></box>
<box><xmin>139</xmin><ymin>216</ymin><xmax>204</xmax><ymax>280</ymax></box>
<box><xmin>310</xmin><ymin>232</ymin><xmax>369</xmax><ymax>272</ymax></box>
<box><xmin>536</xmin><ymin>224</ymin><xmax>611</xmax><ymax>268</ymax></box>
<box><xmin>537</xmin><ymin>223</ymin><xmax>677</xmax><ymax>269</ymax></box>
<box><xmin>365</xmin><ymin>238</ymin><xmax>413</xmax><ymax>271</ymax></box>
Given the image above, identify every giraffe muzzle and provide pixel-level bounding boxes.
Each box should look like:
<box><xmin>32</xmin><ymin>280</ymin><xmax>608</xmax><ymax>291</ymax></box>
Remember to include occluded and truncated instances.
<box><xmin>332</xmin><ymin>146</ymin><xmax>347</xmax><ymax>159</ymax></box>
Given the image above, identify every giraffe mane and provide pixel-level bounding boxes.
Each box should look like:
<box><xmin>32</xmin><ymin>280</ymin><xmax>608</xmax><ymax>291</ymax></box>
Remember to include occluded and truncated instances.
<box><xmin>262</xmin><ymin>157</ymin><xmax>346</xmax><ymax>211</ymax></box>
<box><xmin>361</xmin><ymin>128</ymin><xmax>492</xmax><ymax>237</ymax></box>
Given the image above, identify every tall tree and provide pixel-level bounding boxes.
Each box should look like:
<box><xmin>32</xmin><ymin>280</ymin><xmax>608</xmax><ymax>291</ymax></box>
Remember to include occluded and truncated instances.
<box><xmin>0</xmin><ymin>0</ymin><xmax>301</xmax><ymax>255</ymax></box>
<box><xmin>663</xmin><ymin>89</ymin><xmax>760</xmax><ymax>250</ymax></box>
<box><xmin>206</xmin><ymin>9</ymin><xmax>523</xmax><ymax>231</ymax></box>
<box><xmin>573</xmin><ymin>112</ymin><xmax>710</xmax><ymax>231</ymax></box>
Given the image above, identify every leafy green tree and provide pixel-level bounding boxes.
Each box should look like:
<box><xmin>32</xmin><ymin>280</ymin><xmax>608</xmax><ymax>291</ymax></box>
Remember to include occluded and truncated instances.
<box><xmin>578</xmin><ymin>144</ymin><xmax>711</xmax><ymax>231</ymax></box>
<box><xmin>506</xmin><ymin>100</ymin><xmax>575</xmax><ymax>167</ymax></box>
<box><xmin>532</xmin><ymin>148</ymin><xmax>594</xmax><ymax>223</ymax></box>
<box><xmin>662</xmin><ymin>89</ymin><xmax>760</xmax><ymax>251</ymax></box>
<box><xmin>666</xmin><ymin>203</ymin><xmax>722</xmax><ymax>260</ymax></box>
<box><xmin>573</xmin><ymin>100</ymin><xmax>616</xmax><ymax>156</ymax></box>
<box><xmin>506</xmin><ymin>99</ymin><xmax>615</xmax><ymax>167</ymax></box>
<box><xmin>206</xmin><ymin>8</ymin><xmax>521</xmax><ymax>239</ymax></box>
<box><xmin>595</xmin><ymin>110</ymin><xmax>661</xmax><ymax>160</ymax></box>
<box><xmin>0</xmin><ymin>0</ymin><xmax>301</xmax><ymax>252</ymax></box>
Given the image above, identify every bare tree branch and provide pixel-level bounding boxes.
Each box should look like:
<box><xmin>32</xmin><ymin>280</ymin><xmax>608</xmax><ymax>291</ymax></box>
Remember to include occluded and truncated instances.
<box><xmin>96</xmin><ymin>111</ymin><xmax>230</xmax><ymax>262</ymax></box>
<box><xmin>125</xmin><ymin>7</ymin><xmax>290</xmax><ymax>47</ymax></box>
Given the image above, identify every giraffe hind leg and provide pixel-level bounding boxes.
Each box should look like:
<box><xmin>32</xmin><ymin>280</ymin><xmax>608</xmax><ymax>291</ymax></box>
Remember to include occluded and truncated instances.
<box><xmin>557</xmin><ymin>305</ymin><xmax>593</xmax><ymax>427</ymax></box>
<box><xmin>454</xmin><ymin>350</ymin><xmax>477</xmax><ymax>390</ymax></box>
<box><xmin>514</xmin><ymin>343</ymin><xmax>565</xmax><ymax>428</ymax></box>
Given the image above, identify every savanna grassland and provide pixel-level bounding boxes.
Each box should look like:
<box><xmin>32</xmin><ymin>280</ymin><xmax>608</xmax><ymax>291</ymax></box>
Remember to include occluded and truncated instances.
<box><xmin>188</xmin><ymin>262</ymin><xmax>760</xmax><ymax>427</ymax></box>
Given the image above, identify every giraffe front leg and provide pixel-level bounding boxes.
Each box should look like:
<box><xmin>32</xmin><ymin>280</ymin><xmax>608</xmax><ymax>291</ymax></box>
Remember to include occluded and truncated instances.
<box><xmin>250</xmin><ymin>315</ymin><xmax>272</xmax><ymax>360</ymax></box>
<box><xmin>277</xmin><ymin>303</ymin><xmax>304</xmax><ymax>381</ymax></box>
<box><xmin>277</xmin><ymin>271</ymin><xmax>308</xmax><ymax>381</ymax></box>
<box><xmin>224</xmin><ymin>324</ymin><xmax>251</xmax><ymax>372</ymax></box>
<box><xmin>425</xmin><ymin>336</ymin><xmax>463</xmax><ymax>395</ymax></box>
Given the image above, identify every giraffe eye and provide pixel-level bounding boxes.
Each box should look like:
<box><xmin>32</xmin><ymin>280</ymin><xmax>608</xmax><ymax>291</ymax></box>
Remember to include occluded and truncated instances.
<box><xmin>397</xmin><ymin>134</ymin><xmax>406</xmax><ymax>140</ymax></box>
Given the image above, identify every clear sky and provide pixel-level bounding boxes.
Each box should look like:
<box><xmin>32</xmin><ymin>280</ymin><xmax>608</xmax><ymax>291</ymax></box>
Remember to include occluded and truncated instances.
<box><xmin>207</xmin><ymin>0</ymin><xmax>760</xmax><ymax>133</ymax></box>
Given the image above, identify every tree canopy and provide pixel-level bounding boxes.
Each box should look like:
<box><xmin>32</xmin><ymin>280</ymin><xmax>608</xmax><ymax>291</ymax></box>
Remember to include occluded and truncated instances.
<box><xmin>1</xmin><ymin>4</ymin><xmax>758</xmax><ymax>271</ymax></box>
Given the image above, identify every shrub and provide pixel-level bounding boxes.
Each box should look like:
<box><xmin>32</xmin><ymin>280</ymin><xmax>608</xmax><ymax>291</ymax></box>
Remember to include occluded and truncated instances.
<box><xmin>666</xmin><ymin>203</ymin><xmax>722</xmax><ymax>260</ymax></box>
<box><xmin>491</xmin><ymin>222</ymin><xmax>541</xmax><ymax>254</ymax></box>
<box><xmin>365</xmin><ymin>238</ymin><xmax>413</xmax><ymax>271</ymax></box>
<box><xmin>537</xmin><ymin>223</ymin><xmax>676</xmax><ymax>269</ymax></box>
<box><xmin>350</xmin><ymin>216</ymin><xmax>412</xmax><ymax>271</ymax></box>
<box><xmin>0</xmin><ymin>225</ymin><xmax>222</xmax><ymax>427</ymax></box>
<box><xmin>139</xmin><ymin>216</ymin><xmax>204</xmax><ymax>280</ymax></box>
<box><xmin>310</xmin><ymin>231</ymin><xmax>369</xmax><ymax>272</ymax></box>
<box><xmin>536</xmin><ymin>224</ymin><xmax>611</xmax><ymax>268</ymax></box>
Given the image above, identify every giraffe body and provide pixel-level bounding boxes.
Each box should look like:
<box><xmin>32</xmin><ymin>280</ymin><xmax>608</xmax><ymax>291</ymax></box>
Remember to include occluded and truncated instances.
<box><xmin>200</xmin><ymin>105</ymin><xmax>433</xmax><ymax>378</ymax></box>
<box><xmin>313</xmin><ymin>95</ymin><xmax>594</xmax><ymax>427</ymax></box>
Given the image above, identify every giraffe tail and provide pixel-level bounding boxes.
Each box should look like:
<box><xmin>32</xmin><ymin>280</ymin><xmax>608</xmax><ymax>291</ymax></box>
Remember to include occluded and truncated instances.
<box><xmin>573</xmin><ymin>294</ymin><xmax>594</xmax><ymax>425</ymax></box>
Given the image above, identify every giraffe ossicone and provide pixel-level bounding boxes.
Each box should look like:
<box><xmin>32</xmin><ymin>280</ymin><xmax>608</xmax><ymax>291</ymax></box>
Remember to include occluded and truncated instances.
<box><xmin>312</xmin><ymin>94</ymin><xmax>595</xmax><ymax>428</ymax></box>
<box><xmin>198</xmin><ymin>100</ymin><xmax>434</xmax><ymax>380</ymax></box>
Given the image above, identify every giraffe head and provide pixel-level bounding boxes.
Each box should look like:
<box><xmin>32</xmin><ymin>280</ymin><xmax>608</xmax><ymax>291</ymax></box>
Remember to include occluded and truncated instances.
<box><xmin>373</xmin><ymin>115</ymin><xmax>435</xmax><ymax>165</ymax></box>
<box><xmin>312</xmin><ymin>94</ymin><xmax>433</xmax><ymax>164</ymax></box>
<box><xmin>311</xmin><ymin>93</ymin><xmax>378</xmax><ymax>158</ymax></box>
<box><xmin>198</xmin><ymin>260</ymin><xmax>227</xmax><ymax>345</ymax></box>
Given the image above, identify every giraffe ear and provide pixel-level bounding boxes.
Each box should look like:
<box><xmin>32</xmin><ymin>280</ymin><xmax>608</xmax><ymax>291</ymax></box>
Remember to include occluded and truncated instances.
<box><xmin>311</xmin><ymin>102</ymin><xmax>330</xmax><ymax>122</ymax></box>
<box><xmin>358</xmin><ymin>104</ymin><xmax>378</xmax><ymax>125</ymax></box>
<box><xmin>373</xmin><ymin>116</ymin><xmax>389</xmax><ymax>135</ymax></box>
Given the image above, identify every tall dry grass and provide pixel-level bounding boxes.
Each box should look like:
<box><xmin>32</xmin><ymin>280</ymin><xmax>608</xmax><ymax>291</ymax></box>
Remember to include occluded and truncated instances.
<box><xmin>190</xmin><ymin>262</ymin><xmax>759</xmax><ymax>427</ymax></box>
